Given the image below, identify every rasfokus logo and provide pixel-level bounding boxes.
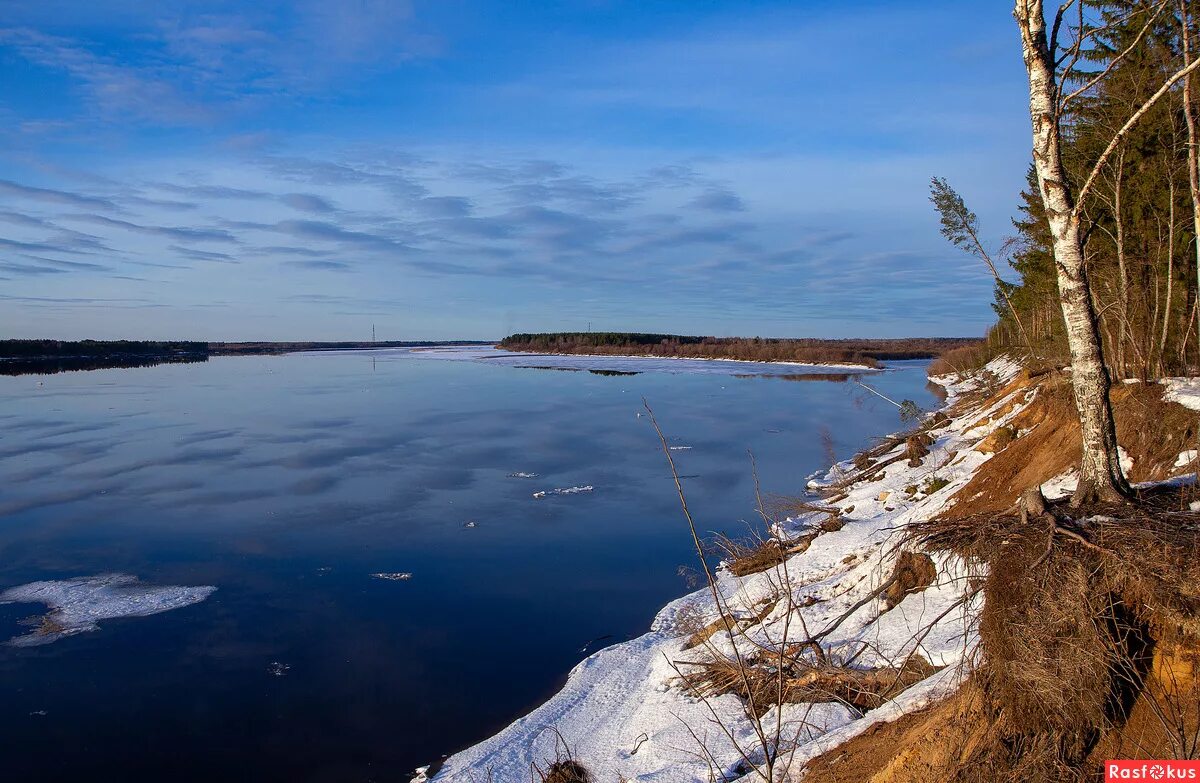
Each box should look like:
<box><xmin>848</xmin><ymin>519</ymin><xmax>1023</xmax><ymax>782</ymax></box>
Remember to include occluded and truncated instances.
<box><xmin>1107</xmin><ymin>761</ymin><xmax>1200</xmax><ymax>780</ymax></box>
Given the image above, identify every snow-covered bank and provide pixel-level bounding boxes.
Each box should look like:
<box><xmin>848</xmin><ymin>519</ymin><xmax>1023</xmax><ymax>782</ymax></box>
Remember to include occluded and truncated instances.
<box><xmin>427</xmin><ymin>359</ymin><xmax>1035</xmax><ymax>782</ymax></box>
<box><xmin>427</xmin><ymin>357</ymin><xmax>1199</xmax><ymax>782</ymax></box>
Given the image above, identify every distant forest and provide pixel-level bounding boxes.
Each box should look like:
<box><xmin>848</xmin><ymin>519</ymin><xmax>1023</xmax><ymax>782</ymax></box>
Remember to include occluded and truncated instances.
<box><xmin>498</xmin><ymin>333</ymin><xmax>979</xmax><ymax>367</ymax></box>
<box><xmin>0</xmin><ymin>339</ymin><xmax>209</xmax><ymax>359</ymax></box>
<box><xmin>209</xmin><ymin>340</ymin><xmax>488</xmax><ymax>355</ymax></box>
<box><xmin>0</xmin><ymin>339</ymin><xmax>490</xmax><ymax>375</ymax></box>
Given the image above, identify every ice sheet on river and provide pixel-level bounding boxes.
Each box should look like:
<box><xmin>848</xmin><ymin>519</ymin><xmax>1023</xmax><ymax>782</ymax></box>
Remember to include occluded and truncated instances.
<box><xmin>0</xmin><ymin>574</ymin><xmax>216</xmax><ymax>647</ymax></box>
<box><xmin>359</xmin><ymin>346</ymin><xmax>876</xmax><ymax>377</ymax></box>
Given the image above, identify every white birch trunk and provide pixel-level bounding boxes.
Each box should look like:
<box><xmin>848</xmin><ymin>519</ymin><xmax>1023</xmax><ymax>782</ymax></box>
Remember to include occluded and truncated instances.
<box><xmin>1015</xmin><ymin>0</ymin><xmax>1131</xmax><ymax>504</ymax></box>
<box><xmin>1182</xmin><ymin>0</ymin><xmax>1200</xmax><ymax>373</ymax></box>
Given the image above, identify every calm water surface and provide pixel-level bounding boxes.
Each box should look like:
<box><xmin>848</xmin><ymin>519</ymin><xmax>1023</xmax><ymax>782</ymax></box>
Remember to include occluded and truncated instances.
<box><xmin>0</xmin><ymin>348</ymin><xmax>940</xmax><ymax>782</ymax></box>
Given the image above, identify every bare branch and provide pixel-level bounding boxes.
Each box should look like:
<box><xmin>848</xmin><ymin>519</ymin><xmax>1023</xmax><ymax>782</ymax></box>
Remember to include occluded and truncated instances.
<box><xmin>1076</xmin><ymin>55</ymin><xmax>1200</xmax><ymax>209</ymax></box>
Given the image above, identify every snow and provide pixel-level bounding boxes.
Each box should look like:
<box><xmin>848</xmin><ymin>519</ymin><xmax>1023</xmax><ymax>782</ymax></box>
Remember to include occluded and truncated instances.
<box><xmin>361</xmin><ymin>345</ymin><xmax>877</xmax><ymax>378</ymax></box>
<box><xmin>431</xmin><ymin>357</ymin><xmax>1198</xmax><ymax>782</ymax></box>
<box><xmin>0</xmin><ymin>574</ymin><xmax>216</xmax><ymax>647</ymax></box>
<box><xmin>1041</xmin><ymin>470</ymin><xmax>1079</xmax><ymax>501</ymax></box>
<box><xmin>1164</xmin><ymin>378</ymin><xmax>1200</xmax><ymax>411</ymax></box>
<box><xmin>1176</xmin><ymin>450</ymin><xmax>1198</xmax><ymax>469</ymax></box>
<box><xmin>430</xmin><ymin>358</ymin><xmax>1033</xmax><ymax>782</ymax></box>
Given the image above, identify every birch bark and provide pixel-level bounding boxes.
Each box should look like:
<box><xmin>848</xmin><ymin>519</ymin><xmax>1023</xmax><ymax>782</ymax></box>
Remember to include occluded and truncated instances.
<box><xmin>1015</xmin><ymin>0</ymin><xmax>1131</xmax><ymax>503</ymax></box>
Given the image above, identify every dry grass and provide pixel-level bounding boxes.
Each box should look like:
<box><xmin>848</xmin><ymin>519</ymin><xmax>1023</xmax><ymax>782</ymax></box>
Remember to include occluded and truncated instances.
<box><xmin>716</xmin><ymin>535</ymin><xmax>789</xmax><ymax>577</ymax></box>
<box><xmin>905</xmin><ymin>490</ymin><xmax>1200</xmax><ymax>779</ymax></box>
<box><xmin>678</xmin><ymin>652</ymin><xmax>940</xmax><ymax>716</ymax></box>
<box><xmin>927</xmin><ymin>342</ymin><xmax>1001</xmax><ymax>378</ymax></box>
<box><xmin>538</xmin><ymin>761</ymin><xmax>591</xmax><ymax>783</ymax></box>
<box><xmin>683</xmin><ymin>598</ymin><xmax>779</xmax><ymax>650</ymax></box>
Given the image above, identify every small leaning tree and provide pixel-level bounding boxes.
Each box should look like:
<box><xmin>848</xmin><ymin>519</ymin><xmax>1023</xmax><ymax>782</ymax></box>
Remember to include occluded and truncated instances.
<box><xmin>1012</xmin><ymin>0</ymin><xmax>1200</xmax><ymax>505</ymax></box>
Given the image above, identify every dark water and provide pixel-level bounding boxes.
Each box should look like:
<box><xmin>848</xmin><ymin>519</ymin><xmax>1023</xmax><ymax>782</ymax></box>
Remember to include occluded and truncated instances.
<box><xmin>0</xmin><ymin>349</ymin><xmax>940</xmax><ymax>782</ymax></box>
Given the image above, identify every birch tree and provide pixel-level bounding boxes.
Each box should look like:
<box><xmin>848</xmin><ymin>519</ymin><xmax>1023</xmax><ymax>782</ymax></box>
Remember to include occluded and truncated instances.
<box><xmin>1181</xmin><ymin>0</ymin><xmax>1200</xmax><ymax>369</ymax></box>
<box><xmin>1012</xmin><ymin>0</ymin><xmax>1200</xmax><ymax>504</ymax></box>
<box><xmin>929</xmin><ymin>176</ymin><xmax>1035</xmax><ymax>352</ymax></box>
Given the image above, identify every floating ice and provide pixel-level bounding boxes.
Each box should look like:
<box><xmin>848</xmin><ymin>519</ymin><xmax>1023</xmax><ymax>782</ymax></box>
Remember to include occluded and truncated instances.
<box><xmin>386</xmin><ymin>345</ymin><xmax>873</xmax><ymax>376</ymax></box>
<box><xmin>532</xmin><ymin>485</ymin><xmax>594</xmax><ymax>499</ymax></box>
<box><xmin>268</xmin><ymin>661</ymin><xmax>290</xmax><ymax>677</ymax></box>
<box><xmin>463</xmin><ymin>521</ymin><xmax>477</xmax><ymax>528</ymax></box>
<box><xmin>507</xmin><ymin>472</ymin><xmax>539</xmax><ymax>478</ymax></box>
<box><xmin>668</xmin><ymin>445</ymin><xmax>692</xmax><ymax>451</ymax></box>
<box><xmin>372</xmin><ymin>572</ymin><xmax>413</xmax><ymax>581</ymax></box>
<box><xmin>0</xmin><ymin>573</ymin><xmax>216</xmax><ymax>647</ymax></box>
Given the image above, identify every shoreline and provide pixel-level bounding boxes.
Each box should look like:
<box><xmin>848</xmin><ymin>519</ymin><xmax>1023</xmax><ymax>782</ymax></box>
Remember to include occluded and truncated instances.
<box><xmin>423</xmin><ymin>358</ymin><xmax>1027</xmax><ymax>781</ymax></box>
<box><xmin>481</xmin><ymin>348</ymin><xmax>881</xmax><ymax>371</ymax></box>
<box><xmin>395</xmin><ymin>344</ymin><xmax>883</xmax><ymax>372</ymax></box>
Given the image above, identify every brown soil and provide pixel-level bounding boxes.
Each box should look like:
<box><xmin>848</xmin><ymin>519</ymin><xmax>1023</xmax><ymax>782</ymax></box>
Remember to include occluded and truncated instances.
<box><xmin>802</xmin><ymin>685</ymin><xmax>991</xmax><ymax>783</ymax></box>
<box><xmin>944</xmin><ymin>373</ymin><xmax>1199</xmax><ymax>518</ymax></box>
<box><xmin>801</xmin><ymin>371</ymin><xmax>1200</xmax><ymax>782</ymax></box>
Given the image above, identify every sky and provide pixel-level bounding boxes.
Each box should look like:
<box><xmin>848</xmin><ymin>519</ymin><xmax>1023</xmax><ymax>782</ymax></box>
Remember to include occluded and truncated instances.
<box><xmin>0</xmin><ymin>0</ymin><xmax>1033</xmax><ymax>341</ymax></box>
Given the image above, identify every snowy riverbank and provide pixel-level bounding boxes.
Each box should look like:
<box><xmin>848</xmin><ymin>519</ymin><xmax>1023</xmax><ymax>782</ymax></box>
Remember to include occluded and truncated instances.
<box><xmin>423</xmin><ymin>358</ymin><xmax>1036</xmax><ymax>781</ymax></box>
<box><xmin>424</xmin><ymin>356</ymin><xmax>1199</xmax><ymax>782</ymax></box>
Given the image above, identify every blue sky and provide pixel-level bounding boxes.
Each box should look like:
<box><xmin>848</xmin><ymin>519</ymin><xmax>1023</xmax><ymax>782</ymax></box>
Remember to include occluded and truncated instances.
<box><xmin>0</xmin><ymin>0</ymin><xmax>1031</xmax><ymax>341</ymax></box>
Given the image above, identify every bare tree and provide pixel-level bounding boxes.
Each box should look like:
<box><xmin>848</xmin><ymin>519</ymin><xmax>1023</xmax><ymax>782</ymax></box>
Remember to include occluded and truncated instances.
<box><xmin>1012</xmin><ymin>0</ymin><xmax>1200</xmax><ymax>504</ymax></box>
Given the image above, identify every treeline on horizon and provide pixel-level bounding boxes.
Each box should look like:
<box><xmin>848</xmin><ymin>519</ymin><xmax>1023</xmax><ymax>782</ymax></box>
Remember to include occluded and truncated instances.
<box><xmin>209</xmin><ymin>340</ymin><xmax>489</xmax><ymax>355</ymax></box>
<box><xmin>0</xmin><ymin>339</ymin><xmax>492</xmax><ymax>360</ymax></box>
<box><xmin>0</xmin><ymin>339</ymin><xmax>493</xmax><ymax>375</ymax></box>
<box><xmin>969</xmin><ymin>3</ymin><xmax>1199</xmax><ymax>379</ymax></box>
<box><xmin>0</xmin><ymin>339</ymin><xmax>209</xmax><ymax>359</ymax></box>
<box><xmin>498</xmin><ymin>333</ymin><xmax>980</xmax><ymax>367</ymax></box>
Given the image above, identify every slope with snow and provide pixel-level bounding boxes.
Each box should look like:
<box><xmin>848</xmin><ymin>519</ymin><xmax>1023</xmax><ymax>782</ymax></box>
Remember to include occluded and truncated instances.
<box><xmin>427</xmin><ymin>359</ymin><xmax>1035</xmax><ymax>782</ymax></box>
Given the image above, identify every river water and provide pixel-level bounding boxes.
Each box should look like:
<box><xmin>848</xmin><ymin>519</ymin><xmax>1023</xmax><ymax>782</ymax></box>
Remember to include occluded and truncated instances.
<box><xmin>0</xmin><ymin>347</ymin><xmax>941</xmax><ymax>781</ymax></box>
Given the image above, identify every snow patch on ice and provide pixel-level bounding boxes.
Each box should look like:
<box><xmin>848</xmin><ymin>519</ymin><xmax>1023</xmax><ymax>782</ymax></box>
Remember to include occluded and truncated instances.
<box><xmin>0</xmin><ymin>574</ymin><xmax>216</xmax><ymax>647</ymax></box>
<box><xmin>532</xmin><ymin>485</ymin><xmax>594</xmax><ymax>499</ymax></box>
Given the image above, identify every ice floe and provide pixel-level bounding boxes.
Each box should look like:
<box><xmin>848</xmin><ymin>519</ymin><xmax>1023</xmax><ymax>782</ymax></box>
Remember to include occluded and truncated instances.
<box><xmin>0</xmin><ymin>573</ymin><xmax>216</xmax><ymax>647</ymax></box>
<box><xmin>532</xmin><ymin>485</ymin><xmax>594</xmax><ymax>499</ymax></box>
<box><xmin>371</xmin><ymin>572</ymin><xmax>413</xmax><ymax>581</ymax></box>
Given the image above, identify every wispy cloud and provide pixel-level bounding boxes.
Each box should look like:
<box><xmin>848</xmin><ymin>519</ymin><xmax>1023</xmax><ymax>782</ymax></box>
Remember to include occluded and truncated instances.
<box><xmin>0</xmin><ymin>177</ymin><xmax>117</xmax><ymax>210</ymax></box>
